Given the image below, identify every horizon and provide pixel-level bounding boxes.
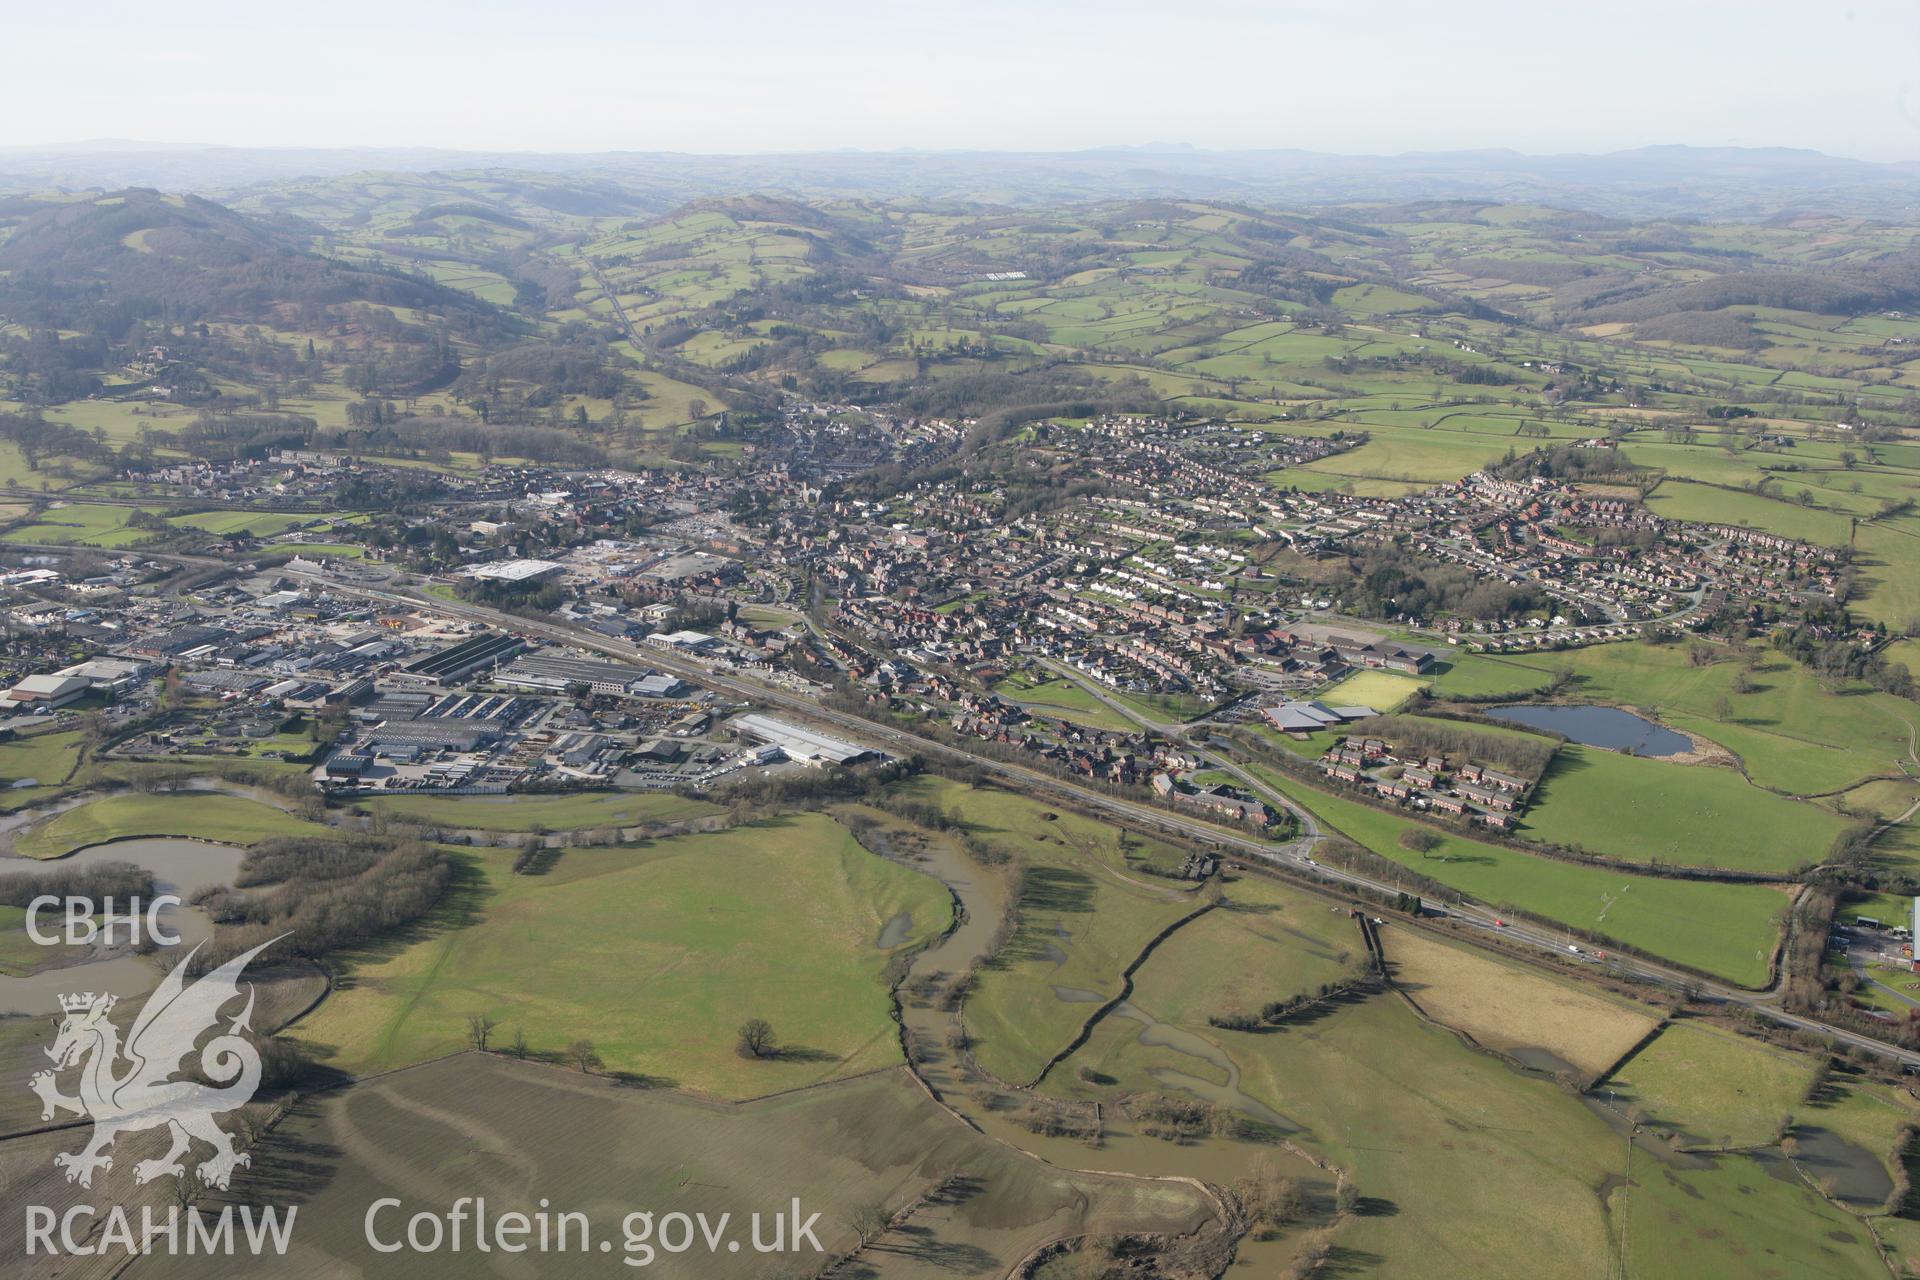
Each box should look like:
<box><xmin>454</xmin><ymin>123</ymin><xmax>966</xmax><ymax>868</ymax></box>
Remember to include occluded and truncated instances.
<box><xmin>8</xmin><ymin>1</ymin><xmax>1920</xmax><ymax>162</ymax></box>
<box><xmin>2</xmin><ymin>138</ymin><xmax>1909</xmax><ymax>165</ymax></box>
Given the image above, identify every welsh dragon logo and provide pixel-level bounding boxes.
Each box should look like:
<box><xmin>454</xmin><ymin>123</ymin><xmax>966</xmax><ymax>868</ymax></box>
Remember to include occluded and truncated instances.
<box><xmin>31</xmin><ymin>937</ymin><xmax>280</xmax><ymax>1190</ymax></box>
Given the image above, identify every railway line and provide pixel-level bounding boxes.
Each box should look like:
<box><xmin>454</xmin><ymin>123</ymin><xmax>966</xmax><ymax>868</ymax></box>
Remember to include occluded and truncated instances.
<box><xmin>288</xmin><ymin>565</ymin><xmax>1920</xmax><ymax>1072</ymax></box>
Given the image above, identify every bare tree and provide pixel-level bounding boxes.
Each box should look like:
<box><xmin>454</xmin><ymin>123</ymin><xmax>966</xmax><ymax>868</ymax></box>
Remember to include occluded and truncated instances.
<box><xmin>466</xmin><ymin>1013</ymin><xmax>499</xmax><ymax>1052</ymax></box>
<box><xmin>567</xmin><ymin>1039</ymin><xmax>602</xmax><ymax>1074</ymax></box>
<box><xmin>849</xmin><ymin>1201</ymin><xmax>889</xmax><ymax>1248</ymax></box>
<box><xmin>737</xmin><ymin>1018</ymin><xmax>777</xmax><ymax>1059</ymax></box>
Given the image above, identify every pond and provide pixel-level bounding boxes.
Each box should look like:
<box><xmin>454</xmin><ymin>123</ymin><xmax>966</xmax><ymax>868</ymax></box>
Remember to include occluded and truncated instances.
<box><xmin>1485</xmin><ymin>704</ymin><xmax>1693</xmax><ymax>757</ymax></box>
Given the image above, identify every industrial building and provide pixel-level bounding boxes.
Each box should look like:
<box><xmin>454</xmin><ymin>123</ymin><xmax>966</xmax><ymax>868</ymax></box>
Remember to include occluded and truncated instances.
<box><xmin>731</xmin><ymin>713</ymin><xmax>877</xmax><ymax>766</ymax></box>
<box><xmin>363</xmin><ymin>718</ymin><xmax>505</xmax><ymax>753</ymax></box>
<box><xmin>464</xmin><ymin>558</ymin><xmax>566</xmax><ymax>584</ymax></box>
<box><xmin>496</xmin><ymin>654</ymin><xmax>686</xmax><ymax>698</ymax></box>
<box><xmin>0</xmin><ymin>673</ymin><xmax>91</xmax><ymax>711</ymax></box>
<box><xmin>395</xmin><ymin>631</ymin><xmax>527</xmax><ymax>685</ymax></box>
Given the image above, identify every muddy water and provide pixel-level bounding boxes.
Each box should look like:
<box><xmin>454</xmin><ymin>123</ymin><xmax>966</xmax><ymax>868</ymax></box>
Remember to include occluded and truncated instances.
<box><xmin>0</xmin><ymin>838</ymin><xmax>244</xmax><ymax>1015</ymax></box>
<box><xmin>0</xmin><ymin>792</ymin><xmax>91</xmax><ymax>845</ymax></box>
<box><xmin>1793</xmin><ymin>1126</ymin><xmax>1894</xmax><ymax>1207</ymax></box>
<box><xmin>1508</xmin><ymin>1045</ymin><xmax>1582</xmax><ymax>1078</ymax></box>
<box><xmin>875</xmin><ymin>910</ymin><xmax>915</xmax><ymax>949</ymax></box>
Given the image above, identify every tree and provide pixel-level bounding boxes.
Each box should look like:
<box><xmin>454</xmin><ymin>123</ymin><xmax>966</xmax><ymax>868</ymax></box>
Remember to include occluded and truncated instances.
<box><xmin>1398</xmin><ymin>828</ymin><xmax>1443</xmax><ymax>857</ymax></box>
<box><xmin>1237</xmin><ymin>1154</ymin><xmax>1307</xmax><ymax>1232</ymax></box>
<box><xmin>849</xmin><ymin>1201</ymin><xmax>889</xmax><ymax>1248</ymax></box>
<box><xmin>737</xmin><ymin>1017</ymin><xmax>777</xmax><ymax>1059</ymax></box>
<box><xmin>466</xmin><ymin>1013</ymin><xmax>499</xmax><ymax>1052</ymax></box>
<box><xmin>567</xmin><ymin>1039</ymin><xmax>602</xmax><ymax>1074</ymax></box>
<box><xmin>1712</xmin><ymin>695</ymin><xmax>1733</xmax><ymax>722</ymax></box>
<box><xmin>509</xmin><ymin>1027</ymin><xmax>528</xmax><ymax>1059</ymax></box>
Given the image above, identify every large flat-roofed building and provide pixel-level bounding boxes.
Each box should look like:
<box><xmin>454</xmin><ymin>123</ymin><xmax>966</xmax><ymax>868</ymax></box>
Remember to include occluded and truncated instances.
<box><xmin>633</xmin><ymin>673</ymin><xmax>687</xmax><ymax>698</ymax></box>
<box><xmin>647</xmin><ymin>630</ymin><xmax>720</xmax><ymax>654</ymax></box>
<box><xmin>731</xmin><ymin>713</ymin><xmax>877</xmax><ymax>766</ymax></box>
<box><xmin>55</xmin><ymin>657</ymin><xmax>151</xmax><ymax>694</ymax></box>
<box><xmin>395</xmin><ymin>631</ymin><xmax>526</xmax><ymax>685</ymax></box>
<box><xmin>496</xmin><ymin>654</ymin><xmax>682</xmax><ymax>698</ymax></box>
<box><xmin>365</xmin><ymin>718</ymin><xmax>505</xmax><ymax>752</ymax></box>
<box><xmin>0</xmin><ymin>674</ymin><xmax>91</xmax><ymax>711</ymax></box>
<box><xmin>182</xmin><ymin>669</ymin><xmax>272</xmax><ymax>696</ymax></box>
<box><xmin>464</xmin><ymin>558</ymin><xmax>566</xmax><ymax>584</ymax></box>
<box><xmin>1260</xmin><ymin>699</ymin><xmax>1376</xmax><ymax>734</ymax></box>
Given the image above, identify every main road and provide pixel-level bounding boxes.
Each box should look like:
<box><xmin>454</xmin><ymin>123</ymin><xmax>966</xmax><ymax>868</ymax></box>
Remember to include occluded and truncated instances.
<box><xmin>288</xmin><ymin>565</ymin><xmax>1920</xmax><ymax>1072</ymax></box>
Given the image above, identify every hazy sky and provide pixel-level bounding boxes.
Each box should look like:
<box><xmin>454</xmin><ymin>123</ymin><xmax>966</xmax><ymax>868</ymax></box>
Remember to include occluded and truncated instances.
<box><xmin>7</xmin><ymin>0</ymin><xmax>1920</xmax><ymax>160</ymax></box>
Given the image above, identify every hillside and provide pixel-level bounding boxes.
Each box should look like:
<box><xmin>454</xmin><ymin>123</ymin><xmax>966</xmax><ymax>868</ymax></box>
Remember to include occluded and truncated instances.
<box><xmin>7</xmin><ymin>142</ymin><xmax>1920</xmax><ymax>218</ymax></box>
<box><xmin>0</xmin><ymin>188</ymin><xmax>533</xmax><ymax>420</ymax></box>
<box><xmin>2</xmin><ymin>185</ymin><xmax>1919</xmax><ymax>489</ymax></box>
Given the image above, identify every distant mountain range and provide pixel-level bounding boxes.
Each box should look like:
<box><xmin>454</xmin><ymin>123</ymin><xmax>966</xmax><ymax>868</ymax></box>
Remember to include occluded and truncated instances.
<box><xmin>2</xmin><ymin>142</ymin><xmax>1918</xmax><ymax>219</ymax></box>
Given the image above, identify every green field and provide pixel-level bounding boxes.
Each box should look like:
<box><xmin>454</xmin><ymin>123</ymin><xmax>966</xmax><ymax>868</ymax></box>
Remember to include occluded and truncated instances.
<box><xmin>990</xmin><ymin>669</ymin><xmax>1138</xmax><ymax>732</ymax></box>
<box><xmin>0</xmin><ymin>729</ymin><xmax>83</xmax><ymax>809</ymax></box>
<box><xmin>1320</xmin><ymin>668</ymin><xmax>1428</xmax><ymax>712</ymax></box>
<box><xmin>1606</xmin><ymin>1021</ymin><xmax>1814</xmax><ymax>1148</ymax></box>
<box><xmin>0</xmin><ymin>730</ymin><xmax>82</xmax><ymax>786</ymax></box>
<box><xmin>1545</xmin><ymin>642</ymin><xmax>1919</xmax><ymax>797</ymax></box>
<box><xmin>1520</xmin><ymin>745</ymin><xmax>1848</xmax><ymax>873</ymax></box>
<box><xmin>1854</xmin><ymin>525</ymin><xmax>1920</xmax><ymax>630</ymax></box>
<box><xmin>908</xmin><ymin>776</ymin><xmax>1207</xmax><ymax>1083</ymax></box>
<box><xmin>12</xmin><ymin>791</ymin><xmax>324</xmax><ymax>858</ymax></box>
<box><xmin>0</xmin><ymin>501</ymin><xmax>158</xmax><ymax>548</ymax></box>
<box><xmin>1837</xmin><ymin>890</ymin><xmax>1918</xmax><ymax>930</ymax></box>
<box><xmin>1644</xmin><ymin>478</ymin><xmax>1858</xmax><ymax>547</ymax></box>
<box><xmin>1045</xmin><ymin>881</ymin><xmax>1879</xmax><ymax>1278</ymax></box>
<box><xmin>1425</xmin><ymin>651</ymin><xmax>1560</xmax><ymax>699</ymax></box>
<box><xmin>0</xmin><ymin>904</ymin><xmax>78</xmax><ymax>976</ymax></box>
<box><xmin>293</xmin><ymin>813</ymin><xmax>951</xmax><ymax>1096</ymax></box>
<box><xmin>1249</xmin><ymin>763</ymin><xmax>1787</xmax><ymax>985</ymax></box>
<box><xmin>1120</xmin><ymin>872</ymin><xmax>1363</xmax><ymax>1028</ymax></box>
<box><xmin>165</xmin><ymin>509</ymin><xmax>315</xmax><ymax>537</ymax></box>
<box><xmin>272</xmin><ymin>540</ymin><xmax>367</xmax><ymax>558</ymax></box>
<box><xmin>1062</xmin><ymin>971</ymin><xmax>1625</xmax><ymax>1277</ymax></box>
<box><xmin>1621</xmin><ymin>1145</ymin><xmax>1886</xmax><ymax>1280</ymax></box>
<box><xmin>367</xmin><ymin>790</ymin><xmax>721</xmax><ymax>832</ymax></box>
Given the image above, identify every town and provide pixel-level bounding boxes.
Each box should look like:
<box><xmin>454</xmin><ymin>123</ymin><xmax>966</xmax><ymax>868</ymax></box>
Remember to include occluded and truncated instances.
<box><xmin>0</xmin><ymin>406</ymin><xmax>1874</xmax><ymax>848</ymax></box>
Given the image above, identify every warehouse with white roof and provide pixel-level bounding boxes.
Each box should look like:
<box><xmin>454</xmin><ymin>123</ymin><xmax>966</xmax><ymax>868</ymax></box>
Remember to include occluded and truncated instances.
<box><xmin>731</xmin><ymin>713</ymin><xmax>878</xmax><ymax>766</ymax></box>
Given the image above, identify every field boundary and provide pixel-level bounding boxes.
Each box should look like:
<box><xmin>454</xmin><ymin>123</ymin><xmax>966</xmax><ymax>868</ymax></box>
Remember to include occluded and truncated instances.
<box><xmin>1027</xmin><ymin>898</ymin><xmax>1219</xmax><ymax>1089</ymax></box>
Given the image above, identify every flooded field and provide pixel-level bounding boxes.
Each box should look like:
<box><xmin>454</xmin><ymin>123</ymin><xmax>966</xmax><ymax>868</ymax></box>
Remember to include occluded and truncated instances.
<box><xmin>0</xmin><ymin>838</ymin><xmax>243</xmax><ymax>1014</ymax></box>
